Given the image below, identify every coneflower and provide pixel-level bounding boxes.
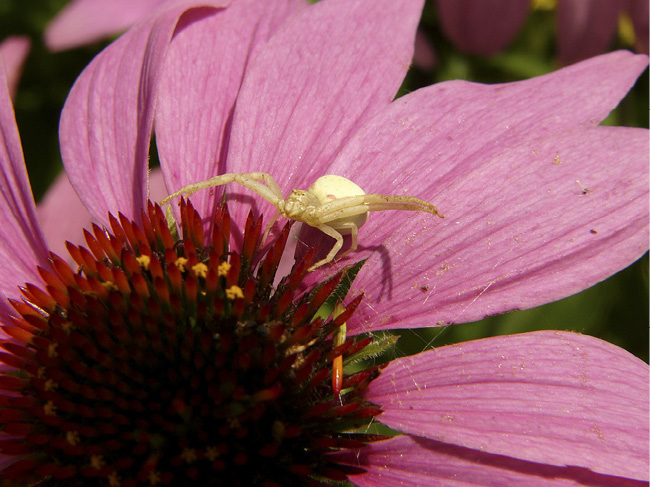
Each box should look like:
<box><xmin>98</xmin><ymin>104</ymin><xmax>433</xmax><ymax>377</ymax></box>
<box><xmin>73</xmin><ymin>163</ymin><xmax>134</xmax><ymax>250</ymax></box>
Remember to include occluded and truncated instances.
<box><xmin>1</xmin><ymin>201</ymin><xmax>386</xmax><ymax>486</ymax></box>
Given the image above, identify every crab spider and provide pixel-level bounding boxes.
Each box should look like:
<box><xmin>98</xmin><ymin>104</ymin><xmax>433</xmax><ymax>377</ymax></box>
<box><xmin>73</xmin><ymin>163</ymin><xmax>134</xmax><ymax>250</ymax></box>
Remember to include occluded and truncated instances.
<box><xmin>160</xmin><ymin>172</ymin><xmax>443</xmax><ymax>271</ymax></box>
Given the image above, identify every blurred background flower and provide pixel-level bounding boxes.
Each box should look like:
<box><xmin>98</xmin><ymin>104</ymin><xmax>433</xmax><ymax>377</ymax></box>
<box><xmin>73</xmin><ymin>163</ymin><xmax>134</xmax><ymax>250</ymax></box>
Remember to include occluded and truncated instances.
<box><xmin>0</xmin><ymin>36</ymin><xmax>30</xmax><ymax>99</ymax></box>
<box><xmin>433</xmin><ymin>0</ymin><xmax>648</xmax><ymax>64</ymax></box>
<box><xmin>0</xmin><ymin>0</ymin><xmax>647</xmax><ymax>362</ymax></box>
<box><xmin>44</xmin><ymin>0</ymin><xmax>166</xmax><ymax>52</ymax></box>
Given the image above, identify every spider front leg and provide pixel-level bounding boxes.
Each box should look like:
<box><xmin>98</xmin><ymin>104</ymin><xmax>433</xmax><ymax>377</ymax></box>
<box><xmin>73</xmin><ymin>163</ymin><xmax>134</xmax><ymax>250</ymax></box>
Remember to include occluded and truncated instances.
<box><xmin>306</xmin><ymin>193</ymin><xmax>442</xmax><ymax>271</ymax></box>
<box><xmin>160</xmin><ymin>173</ymin><xmax>240</xmax><ymax>207</ymax></box>
<box><xmin>318</xmin><ymin>194</ymin><xmax>443</xmax><ymax>221</ymax></box>
<box><xmin>160</xmin><ymin>171</ymin><xmax>287</xmax><ymax>214</ymax></box>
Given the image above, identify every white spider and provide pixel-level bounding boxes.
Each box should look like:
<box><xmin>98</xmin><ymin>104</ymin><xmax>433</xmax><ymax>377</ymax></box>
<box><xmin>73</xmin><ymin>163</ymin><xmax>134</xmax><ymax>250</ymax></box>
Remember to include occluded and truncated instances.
<box><xmin>160</xmin><ymin>172</ymin><xmax>443</xmax><ymax>271</ymax></box>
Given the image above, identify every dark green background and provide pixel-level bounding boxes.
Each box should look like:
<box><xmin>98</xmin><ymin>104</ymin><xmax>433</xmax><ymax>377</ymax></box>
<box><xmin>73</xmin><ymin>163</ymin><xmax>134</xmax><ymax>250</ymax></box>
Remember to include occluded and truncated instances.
<box><xmin>1</xmin><ymin>1</ymin><xmax>647</xmax><ymax>361</ymax></box>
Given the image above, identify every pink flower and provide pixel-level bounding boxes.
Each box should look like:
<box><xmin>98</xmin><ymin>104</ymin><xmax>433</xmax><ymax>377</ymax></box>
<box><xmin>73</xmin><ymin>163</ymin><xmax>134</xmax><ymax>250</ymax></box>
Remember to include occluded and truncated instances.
<box><xmin>435</xmin><ymin>0</ymin><xmax>649</xmax><ymax>63</ymax></box>
<box><xmin>59</xmin><ymin>0</ymin><xmax>648</xmax><ymax>333</ymax></box>
<box><xmin>556</xmin><ymin>0</ymin><xmax>649</xmax><ymax>64</ymax></box>
<box><xmin>44</xmin><ymin>0</ymin><xmax>166</xmax><ymax>51</ymax></box>
<box><xmin>333</xmin><ymin>331</ymin><xmax>649</xmax><ymax>485</ymax></box>
<box><xmin>434</xmin><ymin>0</ymin><xmax>530</xmax><ymax>56</ymax></box>
<box><xmin>1</xmin><ymin>0</ymin><xmax>648</xmax><ymax>485</ymax></box>
<box><xmin>0</xmin><ymin>36</ymin><xmax>31</xmax><ymax>100</ymax></box>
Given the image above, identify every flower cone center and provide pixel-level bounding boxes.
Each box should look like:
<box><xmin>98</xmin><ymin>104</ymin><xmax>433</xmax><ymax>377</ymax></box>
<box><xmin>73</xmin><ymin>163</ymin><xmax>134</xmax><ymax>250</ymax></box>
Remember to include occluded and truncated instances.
<box><xmin>0</xmin><ymin>201</ymin><xmax>385</xmax><ymax>486</ymax></box>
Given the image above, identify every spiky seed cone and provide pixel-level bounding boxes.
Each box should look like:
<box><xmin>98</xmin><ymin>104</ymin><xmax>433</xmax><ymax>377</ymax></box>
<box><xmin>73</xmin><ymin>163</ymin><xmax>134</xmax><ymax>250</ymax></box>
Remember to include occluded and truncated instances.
<box><xmin>0</xmin><ymin>200</ymin><xmax>386</xmax><ymax>487</ymax></box>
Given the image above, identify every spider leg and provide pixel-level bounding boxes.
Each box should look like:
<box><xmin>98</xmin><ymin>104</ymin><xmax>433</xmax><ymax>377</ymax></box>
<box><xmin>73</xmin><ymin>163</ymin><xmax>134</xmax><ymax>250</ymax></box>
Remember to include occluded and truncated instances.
<box><xmin>330</xmin><ymin>222</ymin><xmax>358</xmax><ymax>260</ymax></box>
<box><xmin>310</xmin><ymin>196</ymin><xmax>369</xmax><ymax>226</ymax></box>
<box><xmin>361</xmin><ymin>194</ymin><xmax>443</xmax><ymax>217</ymax></box>
<box><xmin>231</xmin><ymin>174</ymin><xmax>288</xmax><ymax>242</ymax></box>
<box><xmin>160</xmin><ymin>172</ymin><xmax>286</xmax><ymax>212</ymax></box>
<box><xmin>262</xmin><ymin>209</ymin><xmax>281</xmax><ymax>245</ymax></box>
<box><xmin>160</xmin><ymin>173</ymin><xmax>239</xmax><ymax>206</ymax></box>
<box><xmin>315</xmin><ymin>194</ymin><xmax>442</xmax><ymax>222</ymax></box>
<box><xmin>308</xmin><ymin>224</ymin><xmax>344</xmax><ymax>271</ymax></box>
<box><xmin>232</xmin><ymin>173</ymin><xmax>285</xmax><ymax>208</ymax></box>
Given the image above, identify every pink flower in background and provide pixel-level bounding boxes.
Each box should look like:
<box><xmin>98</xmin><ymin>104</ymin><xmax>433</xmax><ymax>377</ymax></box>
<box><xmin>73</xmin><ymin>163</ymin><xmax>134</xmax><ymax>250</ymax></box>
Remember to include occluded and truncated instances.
<box><xmin>44</xmin><ymin>0</ymin><xmax>166</xmax><ymax>51</ymax></box>
<box><xmin>1</xmin><ymin>0</ymin><xmax>648</xmax><ymax>485</ymax></box>
<box><xmin>435</xmin><ymin>0</ymin><xmax>530</xmax><ymax>56</ymax></box>
<box><xmin>556</xmin><ymin>0</ymin><xmax>649</xmax><ymax>64</ymax></box>
<box><xmin>0</xmin><ymin>36</ymin><xmax>31</xmax><ymax>100</ymax></box>
<box><xmin>435</xmin><ymin>0</ymin><xmax>649</xmax><ymax>63</ymax></box>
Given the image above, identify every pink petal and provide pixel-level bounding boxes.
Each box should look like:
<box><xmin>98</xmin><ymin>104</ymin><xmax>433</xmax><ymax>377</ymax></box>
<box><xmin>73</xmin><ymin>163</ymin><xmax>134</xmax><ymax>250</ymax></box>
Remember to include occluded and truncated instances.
<box><xmin>365</xmin><ymin>332</ymin><xmax>649</xmax><ymax>481</ymax></box>
<box><xmin>0</xmin><ymin>63</ymin><xmax>49</xmax><ymax>321</ymax></box>
<box><xmin>147</xmin><ymin>166</ymin><xmax>168</xmax><ymax>202</ymax></box>
<box><xmin>59</xmin><ymin>1</ymin><xmax>226</xmax><ymax>226</ymax></box>
<box><xmin>348</xmin><ymin>126</ymin><xmax>647</xmax><ymax>331</ymax></box>
<box><xmin>44</xmin><ymin>0</ymin><xmax>167</xmax><ymax>51</ymax></box>
<box><xmin>435</xmin><ymin>0</ymin><xmax>529</xmax><ymax>55</ymax></box>
<box><xmin>333</xmin><ymin>435</ymin><xmax>641</xmax><ymax>487</ymax></box>
<box><xmin>156</xmin><ymin>0</ymin><xmax>303</xmax><ymax>222</ymax></box>
<box><xmin>556</xmin><ymin>0</ymin><xmax>621</xmax><ymax>65</ymax></box>
<box><xmin>225</xmin><ymin>0</ymin><xmax>424</xmax><ymax>228</ymax></box>
<box><xmin>317</xmin><ymin>51</ymin><xmax>648</xmax><ymax>332</ymax></box>
<box><xmin>36</xmin><ymin>171</ymin><xmax>93</xmax><ymax>261</ymax></box>
<box><xmin>0</xmin><ymin>36</ymin><xmax>30</xmax><ymax>100</ymax></box>
<box><xmin>35</xmin><ymin>168</ymin><xmax>167</xmax><ymax>262</ymax></box>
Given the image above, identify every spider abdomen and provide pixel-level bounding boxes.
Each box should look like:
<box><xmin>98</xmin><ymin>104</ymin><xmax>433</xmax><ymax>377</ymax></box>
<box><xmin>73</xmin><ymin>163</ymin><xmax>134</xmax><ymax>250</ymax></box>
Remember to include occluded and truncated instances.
<box><xmin>308</xmin><ymin>175</ymin><xmax>369</xmax><ymax>231</ymax></box>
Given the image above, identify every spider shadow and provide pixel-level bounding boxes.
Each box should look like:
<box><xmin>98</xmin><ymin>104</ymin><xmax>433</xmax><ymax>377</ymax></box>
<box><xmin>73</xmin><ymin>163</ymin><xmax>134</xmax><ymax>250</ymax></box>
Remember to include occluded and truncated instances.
<box><xmin>294</xmin><ymin>225</ymin><xmax>395</xmax><ymax>301</ymax></box>
<box><xmin>209</xmin><ymin>191</ymin><xmax>299</xmax><ymax>270</ymax></box>
<box><xmin>353</xmin><ymin>242</ymin><xmax>394</xmax><ymax>302</ymax></box>
<box><xmin>207</xmin><ymin>191</ymin><xmax>268</xmax><ymax>250</ymax></box>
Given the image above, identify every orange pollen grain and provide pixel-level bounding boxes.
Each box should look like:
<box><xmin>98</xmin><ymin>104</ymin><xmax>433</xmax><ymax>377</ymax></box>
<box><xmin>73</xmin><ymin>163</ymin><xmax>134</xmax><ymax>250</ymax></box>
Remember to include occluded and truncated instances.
<box><xmin>192</xmin><ymin>262</ymin><xmax>208</xmax><ymax>278</ymax></box>
<box><xmin>181</xmin><ymin>448</ymin><xmax>197</xmax><ymax>463</ymax></box>
<box><xmin>148</xmin><ymin>470</ymin><xmax>161</xmax><ymax>484</ymax></box>
<box><xmin>101</xmin><ymin>281</ymin><xmax>118</xmax><ymax>292</ymax></box>
<box><xmin>66</xmin><ymin>431</ymin><xmax>80</xmax><ymax>446</ymax></box>
<box><xmin>90</xmin><ymin>455</ymin><xmax>105</xmax><ymax>469</ymax></box>
<box><xmin>174</xmin><ymin>257</ymin><xmax>189</xmax><ymax>272</ymax></box>
<box><xmin>107</xmin><ymin>471</ymin><xmax>121</xmax><ymax>486</ymax></box>
<box><xmin>43</xmin><ymin>401</ymin><xmax>57</xmax><ymax>416</ymax></box>
<box><xmin>205</xmin><ymin>447</ymin><xmax>220</xmax><ymax>461</ymax></box>
<box><xmin>218</xmin><ymin>261</ymin><xmax>231</xmax><ymax>277</ymax></box>
<box><xmin>226</xmin><ymin>285</ymin><xmax>244</xmax><ymax>300</ymax></box>
<box><xmin>136</xmin><ymin>254</ymin><xmax>151</xmax><ymax>270</ymax></box>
